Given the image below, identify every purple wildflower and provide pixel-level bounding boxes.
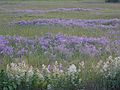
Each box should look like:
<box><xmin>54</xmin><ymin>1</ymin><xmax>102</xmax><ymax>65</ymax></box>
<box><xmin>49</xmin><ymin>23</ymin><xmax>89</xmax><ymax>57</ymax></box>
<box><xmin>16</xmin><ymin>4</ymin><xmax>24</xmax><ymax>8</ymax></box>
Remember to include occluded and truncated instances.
<box><xmin>14</xmin><ymin>18</ymin><xmax>120</xmax><ymax>29</ymax></box>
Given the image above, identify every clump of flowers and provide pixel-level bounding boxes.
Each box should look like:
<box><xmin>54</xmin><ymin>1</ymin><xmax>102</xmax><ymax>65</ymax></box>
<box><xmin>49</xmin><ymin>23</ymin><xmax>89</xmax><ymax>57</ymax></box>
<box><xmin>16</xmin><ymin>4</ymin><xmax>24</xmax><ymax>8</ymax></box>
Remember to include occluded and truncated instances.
<box><xmin>4</xmin><ymin>56</ymin><xmax>120</xmax><ymax>90</ymax></box>
<box><xmin>5</xmin><ymin>61</ymin><xmax>84</xmax><ymax>90</ymax></box>
<box><xmin>68</xmin><ymin>64</ymin><xmax>77</xmax><ymax>74</ymax></box>
<box><xmin>6</xmin><ymin>61</ymin><xmax>44</xmax><ymax>89</ymax></box>
<box><xmin>15</xmin><ymin>18</ymin><xmax>120</xmax><ymax>29</ymax></box>
<box><xmin>100</xmin><ymin>56</ymin><xmax>120</xmax><ymax>77</ymax></box>
<box><xmin>0</xmin><ymin>33</ymin><xmax>114</xmax><ymax>60</ymax></box>
<box><xmin>97</xmin><ymin>56</ymin><xmax>120</xmax><ymax>90</ymax></box>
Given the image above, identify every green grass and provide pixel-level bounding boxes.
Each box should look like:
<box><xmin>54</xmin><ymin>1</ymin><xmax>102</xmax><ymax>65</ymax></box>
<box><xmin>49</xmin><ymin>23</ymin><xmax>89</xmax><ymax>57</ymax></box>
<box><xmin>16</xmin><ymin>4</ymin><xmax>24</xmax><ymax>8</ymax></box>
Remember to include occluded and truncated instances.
<box><xmin>0</xmin><ymin>1</ymin><xmax>120</xmax><ymax>90</ymax></box>
<box><xmin>0</xmin><ymin>1</ymin><xmax>120</xmax><ymax>37</ymax></box>
<box><xmin>0</xmin><ymin>1</ymin><xmax>120</xmax><ymax>68</ymax></box>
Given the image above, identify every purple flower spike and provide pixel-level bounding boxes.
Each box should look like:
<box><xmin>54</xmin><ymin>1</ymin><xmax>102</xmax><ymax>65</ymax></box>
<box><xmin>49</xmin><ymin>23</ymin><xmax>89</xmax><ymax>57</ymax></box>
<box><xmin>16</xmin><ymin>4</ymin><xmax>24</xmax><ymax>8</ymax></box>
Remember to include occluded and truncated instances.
<box><xmin>47</xmin><ymin>64</ymin><xmax>51</xmax><ymax>71</ymax></box>
<box><xmin>59</xmin><ymin>63</ymin><xmax>62</xmax><ymax>71</ymax></box>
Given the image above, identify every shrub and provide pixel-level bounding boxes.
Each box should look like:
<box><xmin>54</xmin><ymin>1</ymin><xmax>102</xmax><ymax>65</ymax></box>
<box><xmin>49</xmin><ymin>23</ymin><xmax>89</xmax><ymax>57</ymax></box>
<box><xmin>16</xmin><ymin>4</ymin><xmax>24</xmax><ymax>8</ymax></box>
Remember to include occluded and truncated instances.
<box><xmin>105</xmin><ymin>0</ymin><xmax>119</xmax><ymax>2</ymax></box>
<box><xmin>1</xmin><ymin>56</ymin><xmax>120</xmax><ymax>90</ymax></box>
<box><xmin>0</xmin><ymin>70</ymin><xmax>17</xmax><ymax>90</ymax></box>
<box><xmin>6</xmin><ymin>61</ymin><xmax>46</xmax><ymax>90</ymax></box>
<box><xmin>100</xmin><ymin>56</ymin><xmax>120</xmax><ymax>90</ymax></box>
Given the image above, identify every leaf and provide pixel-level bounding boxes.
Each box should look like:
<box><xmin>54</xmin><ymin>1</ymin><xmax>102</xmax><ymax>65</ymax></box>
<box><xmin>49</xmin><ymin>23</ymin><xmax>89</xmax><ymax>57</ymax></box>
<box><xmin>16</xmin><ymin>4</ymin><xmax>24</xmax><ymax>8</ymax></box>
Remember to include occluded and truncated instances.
<box><xmin>12</xmin><ymin>83</ymin><xmax>17</xmax><ymax>89</ymax></box>
<box><xmin>3</xmin><ymin>87</ymin><xmax>8</xmax><ymax>90</ymax></box>
<box><xmin>8</xmin><ymin>86</ymin><xmax>13</xmax><ymax>90</ymax></box>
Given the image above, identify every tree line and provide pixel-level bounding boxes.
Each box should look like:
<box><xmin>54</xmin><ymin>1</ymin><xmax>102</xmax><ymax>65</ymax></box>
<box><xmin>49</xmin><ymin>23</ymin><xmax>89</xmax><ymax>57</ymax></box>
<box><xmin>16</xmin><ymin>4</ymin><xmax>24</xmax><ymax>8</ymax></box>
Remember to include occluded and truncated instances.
<box><xmin>105</xmin><ymin>0</ymin><xmax>120</xmax><ymax>2</ymax></box>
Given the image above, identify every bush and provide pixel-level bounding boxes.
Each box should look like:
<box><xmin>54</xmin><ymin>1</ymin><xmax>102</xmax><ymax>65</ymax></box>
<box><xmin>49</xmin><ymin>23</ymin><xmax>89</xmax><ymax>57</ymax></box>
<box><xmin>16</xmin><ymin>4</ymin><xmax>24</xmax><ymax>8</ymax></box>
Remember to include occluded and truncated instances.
<box><xmin>100</xmin><ymin>56</ymin><xmax>120</xmax><ymax>90</ymax></box>
<box><xmin>0</xmin><ymin>70</ymin><xmax>17</xmax><ymax>90</ymax></box>
<box><xmin>105</xmin><ymin>0</ymin><xmax>119</xmax><ymax>2</ymax></box>
<box><xmin>1</xmin><ymin>56</ymin><xmax>120</xmax><ymax>90</ymax></box>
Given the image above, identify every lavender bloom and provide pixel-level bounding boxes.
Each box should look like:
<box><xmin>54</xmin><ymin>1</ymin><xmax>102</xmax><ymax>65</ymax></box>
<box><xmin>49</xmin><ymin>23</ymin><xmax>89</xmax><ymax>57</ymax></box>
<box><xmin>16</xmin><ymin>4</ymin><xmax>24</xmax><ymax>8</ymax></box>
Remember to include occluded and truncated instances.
<box><xmin>0</xmin><ymin>36</ymin><xmax>9</xmax><ymax>45</ymax></box>
<box><xmin>80</xmin><ymin>44</ymin><xmax>99</xmax><ymax>56</ymax></box>
<box><xmin>0</xmin><ymin>36</ymin><xmax>13</xmax><ymax>56</ymax></box>
<box><xmin>14</xmin><ymin>8</ymin><xmax>101</xmax><ymax>14</ymax></box>
<box><xmin>48</xmin><ymin>64</ymin><xmax>51</xmax><ymax>70</ymax></box>
<box><xmin>59</xmin><ymin>63</ymin><xmax>62</xmax><ymax>71</ymax></box>
<box><xmin>1</xmin><ymin>33</ymin><xmax>119</xmax><ymax>60</ymax></box>
<box><xmin>47</xmin><ymin>64</ymin><xmax>51</xmax><ymax>72</ymax></box>
<box><xmin>2</xmin><ymin>46</ymin><xmax>13</xmax><ymax>55</ymax></box>
<box><xmin>17</xmin><ymin>20</ymin><xmax>28</xmax><ymax>25</ymax></box>
<box><xmin>97</xmin><ymin>37</ymin><xmax>109</xmax><ymax>46</ymax></box>
<box><xmin>111</xmin><ymin>40</ymin><xmax>120</xmax><ymax>56</ymax></box>
<box><xmin>14</xmin><ymin>18</ymin><xmax>120</xmax><ymax>29</ymax></box>
<box><xmin>17</xmin><ymin>48</ymin><xmax>28</xmax><ymax>57</ymax></box>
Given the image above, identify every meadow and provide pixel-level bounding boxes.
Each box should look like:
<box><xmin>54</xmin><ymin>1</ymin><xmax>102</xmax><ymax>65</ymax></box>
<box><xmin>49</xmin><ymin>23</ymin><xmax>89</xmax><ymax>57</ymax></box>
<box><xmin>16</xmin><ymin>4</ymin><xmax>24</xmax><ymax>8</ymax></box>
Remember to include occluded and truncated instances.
<box><xmin>0</xmin><ymin>0</ymin><xmax>120</xmax><ymax>90</ymax></box>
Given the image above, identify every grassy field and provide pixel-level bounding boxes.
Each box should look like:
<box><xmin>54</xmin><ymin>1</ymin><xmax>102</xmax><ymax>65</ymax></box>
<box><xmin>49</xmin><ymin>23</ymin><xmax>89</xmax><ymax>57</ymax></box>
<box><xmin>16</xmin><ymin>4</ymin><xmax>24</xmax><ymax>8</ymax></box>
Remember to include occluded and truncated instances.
<box><xmin>0</xmin><ymin>1</ymin><xmax>120</xmax><ymax>36</ymax></box>
<box><xmin>0</xmin><ymin>1</ymin><xmax>120</xmax><ymax>89</ymax></box>
<box><xmin>0</xmin><ymin>1</ymin><xmax>120</xmax><ymax>64</ymax></box>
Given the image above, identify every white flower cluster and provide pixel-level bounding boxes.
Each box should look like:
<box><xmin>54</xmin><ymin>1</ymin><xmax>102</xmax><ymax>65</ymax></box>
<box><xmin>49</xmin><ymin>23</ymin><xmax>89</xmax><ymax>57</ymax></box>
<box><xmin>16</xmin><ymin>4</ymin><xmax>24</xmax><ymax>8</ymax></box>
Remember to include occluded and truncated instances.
<box><xmin>6</xmin><ymin>56</ymin><xmax>120</xmax><ymax>86</ymax></box>
<box><xmin>6</xmin><ymin>61</ymin><xmax>79</xmax><ymax>79</ymax></box>
<box><xmin>6</xmin><ymin>61</ymin><xmax>44</xmax><ymax>83</ymax></box>
<box><xmin>101</xmin><ymin>56</ymin><xmax>120</xmax><ymax>78</ymax></box>
<box><xmin>68</xmin><ymin>64</ymin><xmax>77</xmax><ymax>75</ymax></box>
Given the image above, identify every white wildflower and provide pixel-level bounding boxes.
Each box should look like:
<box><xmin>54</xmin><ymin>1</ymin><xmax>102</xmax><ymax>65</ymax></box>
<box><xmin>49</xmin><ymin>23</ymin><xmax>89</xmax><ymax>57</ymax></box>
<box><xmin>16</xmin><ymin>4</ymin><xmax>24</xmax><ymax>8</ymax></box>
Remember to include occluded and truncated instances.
<box><xmin>79</xmin><ymin>61</ymin><xmax>85</xmax><ymax>68</ymax></box>
<box><xmin>47</xmin><ymin>84</ymin><xmax>52</xmax><ymax>90</ymax></box>
<box><xmin>42</xmin><ymin>64</ymin><xmax>46</xmax><ymax>70</ymax></box>
<box><xmin>96</xmin><ymin>60</ymin><xmax>103</xmax><ymax>69</ymax></box>
<box><xmin>27</xmin><ymin>66</ymin><xmax>34</xmax><ymax>78</ymax></box>
<box><xmin>36</xmin><ymin>69</ymin><xmax>44</xmax><ymax>80</ymax></box>
<box><xmin>68</xmin><ymin>64</ymin><xmax>77</xmax><ymax>74</ymax></box>
<box><xmin>103</xmin><ymin>62</ymin><xmax>109</xmax><ymax>72</ymax></box>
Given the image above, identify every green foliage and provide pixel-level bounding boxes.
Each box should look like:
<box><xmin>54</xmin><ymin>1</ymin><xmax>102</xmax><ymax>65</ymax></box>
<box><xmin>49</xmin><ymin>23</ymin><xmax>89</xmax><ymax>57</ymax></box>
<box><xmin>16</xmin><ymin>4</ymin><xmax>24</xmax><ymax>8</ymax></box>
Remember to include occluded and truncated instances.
<box><xmin>16</xmin><ymin>73</ymin><xmax>47</xmax><ymax>90</ymax></box>
<box><xmin>105</xmin><ymin>0</ymin><xmax>119</xmax><ymax>2</ymax></box>
<box><xmin>104</xmin><ymin>72</ymin><xmax>120</xmax><ymax>90</ymax></box>
<box><xmin>0</xmin><ymin>70</ymin><xmax>17</xmax><ymax>90</ymax></box>
<box><xmin>0</xmin><ymin>1</ymin><xmax>120</xmax><ymax>90</ymax></box>
<box><xmin>1</xmin><ymin>56</ymin><xmax>120</xmax><ymax>90</ymax></box>
<box><xmin>45</xmin><ymin>73</ymin><xmax>83</xmax><ymax>90</ymax></box>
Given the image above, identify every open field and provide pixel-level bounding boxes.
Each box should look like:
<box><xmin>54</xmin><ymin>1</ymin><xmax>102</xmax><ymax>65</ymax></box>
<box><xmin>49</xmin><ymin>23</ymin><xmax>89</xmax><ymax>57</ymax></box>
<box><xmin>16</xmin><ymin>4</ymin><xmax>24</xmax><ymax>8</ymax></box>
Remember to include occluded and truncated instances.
<box><xmin>0</xmin><ymin>1</ymin><xmax>120</xmax><ymax>90</ymax></box>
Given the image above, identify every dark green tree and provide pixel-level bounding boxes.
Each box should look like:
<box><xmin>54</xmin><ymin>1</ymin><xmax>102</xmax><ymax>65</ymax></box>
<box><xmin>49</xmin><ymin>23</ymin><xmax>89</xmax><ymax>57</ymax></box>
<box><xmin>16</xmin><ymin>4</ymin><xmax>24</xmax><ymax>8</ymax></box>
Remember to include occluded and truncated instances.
<box><xmin>105</xmin><ymin>0</ymin><xmax>119</xmax><ymax>2</ymax></box>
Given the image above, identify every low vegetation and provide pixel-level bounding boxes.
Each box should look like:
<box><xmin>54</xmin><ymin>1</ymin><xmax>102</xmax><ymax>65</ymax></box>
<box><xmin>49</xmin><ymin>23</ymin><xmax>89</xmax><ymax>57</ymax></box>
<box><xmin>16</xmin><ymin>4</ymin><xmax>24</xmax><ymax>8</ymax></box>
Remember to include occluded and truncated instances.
<box><xmin>0</xmin><ymin>0</ymin><xmax>120</xmax><ymax>90</ymax></box>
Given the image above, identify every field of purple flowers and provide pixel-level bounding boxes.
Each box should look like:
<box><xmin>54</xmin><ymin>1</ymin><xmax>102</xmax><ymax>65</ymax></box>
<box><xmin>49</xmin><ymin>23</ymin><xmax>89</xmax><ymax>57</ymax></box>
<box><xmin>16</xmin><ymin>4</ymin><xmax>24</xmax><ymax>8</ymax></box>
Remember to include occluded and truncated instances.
<box><xmin>0</xmin><ymin>1</ymin><xmax>120</xmax><ymax>90</ymax></box>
